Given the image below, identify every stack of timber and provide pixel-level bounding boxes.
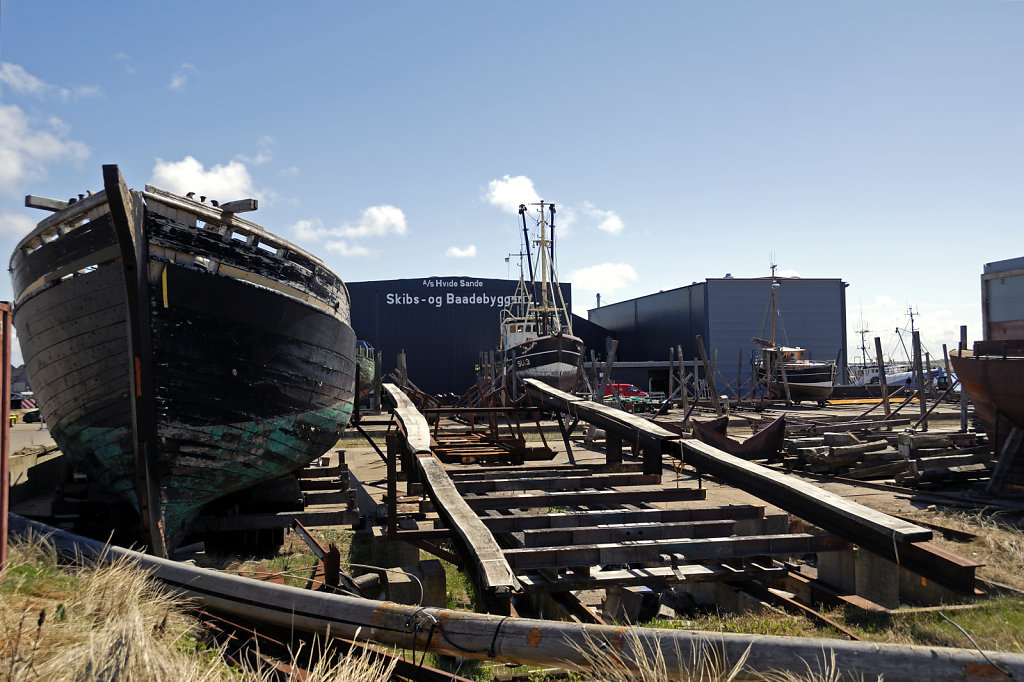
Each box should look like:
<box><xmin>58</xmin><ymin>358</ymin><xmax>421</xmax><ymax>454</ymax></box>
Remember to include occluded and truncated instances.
<box><xmin>784</xmin><ymin>430</ymin><xmax>993</xmax><ymax>487</ymax></box>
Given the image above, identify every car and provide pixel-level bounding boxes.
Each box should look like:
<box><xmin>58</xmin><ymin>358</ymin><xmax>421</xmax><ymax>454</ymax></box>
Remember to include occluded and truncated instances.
<box><xmin>22</xmin><ymin>409</ymin><xmax>41</xmax><ymax>424</ymax></box>
<box><xmin>603</xmin><ymin>383</ymin><xmax>649</xmax><ymax>399</ymax></box>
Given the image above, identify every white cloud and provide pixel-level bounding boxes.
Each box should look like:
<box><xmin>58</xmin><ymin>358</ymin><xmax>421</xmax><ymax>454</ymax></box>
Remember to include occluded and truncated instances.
<box><xmin>0</xmin><ymin>210</ymin><xmax>35</xmax><ymax>238</ymax></box>
<box><xmin>582</xmin><ymin>202</ymin><xmax>624</xmax><ymax>234</ymax></box>
<box><xmin>0</xmin><ymin>62</ymin><xmax>47</xmax><ymax>96</ymax></box>
<box><xmin>446</xmin><ymin>244</ymin><xmax>476</xmax><ymax>258</ymax></box>
<box><xmin>0</xmin><ymin>103</ymin><xmax>90</xmax><ymax>195</ymax></box>
<box><xmin>150</xmin><ymin>156</ymin><xmax>257</xmax><ymax>201</ymax></box>
<box><xmin>325</xmin><ymin>240</ymin><xmax>371</xmax><ymax>257</ymax></box>
<box><xmin>485</xmin><ymin>175</ymin><xmax>540</xmax><ymax>214</ymax></box>
<box><xmin>0</xmin><ymin>62</ymin><xmax>100</xmax><ymax>101</ymax></box>
<box><xmin>114</xmin><ymin>53</ymin><xmax>135</xmax><ymax>74</ymax></box>
<box><xmin>568</xmin><ymin>262</ymin><xmax>638</xmax><ymax>294</ymax></box>
<box><xmin>287</xmin><ymin>205</ymin><xmax>407</xmax><ymax>258</ymax></box>
<box><xmin>237</xmin><ymin>136</ymin><xmax>275</xmax><ymax>166</ymax></box>
<box><xmin>777</xmin><ymin>268</ymin><xmax>800</xmax><ymax>278</ymax></box>
<box><xmin>169</xmin><ymin>63</ymin><xmax>196</xmax><ymax>91</ymax></box>
<box><xmin>277</xmin><ymin>166</ymin><xmax>300</xmax><ymax>178</ymax></box>
<box><xmin>335</xmin><ymin>205</ymin><xmax>407</xmax><ymax>238</ymax></box>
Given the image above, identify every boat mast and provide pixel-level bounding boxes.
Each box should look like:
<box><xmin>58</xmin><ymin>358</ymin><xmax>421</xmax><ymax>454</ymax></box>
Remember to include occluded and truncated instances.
<box><xmin>769</xmin><ymin>262</ymin><xmax>778</xmax><ymax>347</ymax></box>
<box><xmin>535</xmin><ymin>201</ymin><xmax>551</xmax><ymax>335</ymax></box>
<box><xmin>518</xmin><ymin>204</ymin><xmax>535</xmax><ymax>283</ymax></box>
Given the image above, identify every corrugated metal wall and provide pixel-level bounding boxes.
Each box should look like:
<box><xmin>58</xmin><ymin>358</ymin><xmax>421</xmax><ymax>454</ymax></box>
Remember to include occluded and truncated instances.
<box><xmin>586</xmin><ymin>277</ymin><xmax>847</xmax><ymax>396</ymax></box>
<box><xmin>347</xmin><ymin>276</ymin><xmax>576</xmax><ymax>394</ymax></box>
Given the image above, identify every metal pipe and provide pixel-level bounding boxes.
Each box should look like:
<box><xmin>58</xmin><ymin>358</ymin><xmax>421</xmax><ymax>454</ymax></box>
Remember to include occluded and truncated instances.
<box><xmin>7</xmin><ymin>514</ymin><xmax>1022</xmax><ymax>682</ymax></box>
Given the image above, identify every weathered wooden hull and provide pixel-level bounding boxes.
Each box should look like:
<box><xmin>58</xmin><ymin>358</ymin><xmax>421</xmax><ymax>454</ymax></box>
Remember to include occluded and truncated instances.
<box><xmin>950</xmin><ymin>340</ymin><xmax>1024</xmax><ymax>489</ymax></box>
<box><xmin>508</xmin><ymin>333</ymin><xmax>583</xmax><ymax>392</ymax></box>
<box><xmin>11</xmin><ymin>173</ymin><xmax>356</xmax><ymax>549</ymax></box>
<box><xmin>758</xmin><ymin>361</ymin><xmax>835</xmax><ymax>401</ymax></box>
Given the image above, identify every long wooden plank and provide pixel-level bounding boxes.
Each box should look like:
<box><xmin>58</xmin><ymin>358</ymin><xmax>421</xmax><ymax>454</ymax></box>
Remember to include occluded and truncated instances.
<box><xmin>453</xmin><ymin>472</ymin><xmax>661</xmax><ymax>494</ymax></box>
<box><xmin>504</xmin><ymin>533</ymin><xmax>848</xmax><ymax>570</ymax></box>
<box><xmin>517</xmin><ymin>561</ymin><xmax>787</xmax><ymax>593</ymax></box>
<box><xmin>381</xmin><ymin>383</ymin><xmax>432</xmax><ymax>455</ymax></box>
<box><xmin>456</xmin><ymin>487</ymin><xmax>706</xmax><ymax>511</ymax></box>
<box><xmin>416</xmin><ymin>454</ymin><xmax>519</xmax><ymax>598</ymax></box>
<box><xmin>519</xmin><ymin>519</ymin><xmax>737</xmax><ymax>547</ymax></box>
<box><xmin>478</xmin><ymin>505</ymin><xmax>765</xmax><ymax>533</ymax></box>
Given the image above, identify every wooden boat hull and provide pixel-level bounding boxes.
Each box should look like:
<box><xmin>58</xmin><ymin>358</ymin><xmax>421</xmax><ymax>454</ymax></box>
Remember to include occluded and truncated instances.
<box><xmin>950</xmin><ymin>340</ymin><xmax>1024</xmax><ymax>489</ymax></box>
<box><xmin>508</xmin><ymin>333</ymin><xmax>583</xmax><ymax>392</ymax></box>
<box><xmin>11</xmin><ymin>170</ymin><xmax>356</xmax><ymax>549</ymax></box>
<box><xmin>758</xmin><ymin>362</ymin><xmax>836</xmax><ymax>401</ymax></box>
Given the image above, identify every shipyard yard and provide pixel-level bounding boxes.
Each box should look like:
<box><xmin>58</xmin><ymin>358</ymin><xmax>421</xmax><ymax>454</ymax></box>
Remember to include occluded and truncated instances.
<box><xmin>4</xmin><ymin>4</ymin><xmax>1024</xmax><ymax>680</ymax></box>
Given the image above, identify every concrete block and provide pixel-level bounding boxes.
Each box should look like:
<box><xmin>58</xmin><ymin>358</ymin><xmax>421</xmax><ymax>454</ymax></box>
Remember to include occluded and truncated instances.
<box><xmin>370</xmin><ymin>525</ymin><xmax>420</xmax><ymax>568</ymax></box>
<box><xmin>416</xmin><ymin>559</ymin><xmax>447</xmax><ymax>608</ymax></box>
<box><xmin>384</xmin><ymin>568</ymin><xmax>420</xmax><ymax>605</ymax></box>
<box><xmin>604</xmin><ymin>586</ymin><xmax>659</xmax><ymax>624</ymax></box>
<box><xmin>818</xmin><ymin>547</ymin><xmax>899</xmax><ymax>609</ymax></box>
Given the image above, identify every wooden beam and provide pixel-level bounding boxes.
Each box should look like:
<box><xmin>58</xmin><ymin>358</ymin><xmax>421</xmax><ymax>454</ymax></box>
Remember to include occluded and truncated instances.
<box><xmin>219</xmin><ymin>198</ymin><xmax>258</xmax><ymax>213</ymax></box>
<box><xmin>24</xmin><ymin>194</ymin><xmax>70</xmax><ymax>212</ymax></box>
<box><xmin>518</xmin><ymin>561</ymin><xmax>787</xmax><ymax>593</ymax></box>
<box><xmin>416</xmin><ymin>454</ymin><xmax>519</xmax><ymax>601</ymax></box>
<box><xmin>504</xmin><ymin>533</ymin><xmax>848</xmax><ymax>570</ymax></box>
<box><xmin>456</xmin><ymin>486</ymin><xmax>706</xmax><ymax>511</ymax></box>
<box><xmin>519</xmin><ymin>519</ymin><xmax>738</xmax><ymax>547</ymax></box>
<box><xmin>453</xmin><ymin>472</ymin><xmax>662</xmax><ymax>494</ymax></box>
<box><xmin>478</xmin><ymin>505</ymin><xmax>765</xmax><ymax>533</ymax></box>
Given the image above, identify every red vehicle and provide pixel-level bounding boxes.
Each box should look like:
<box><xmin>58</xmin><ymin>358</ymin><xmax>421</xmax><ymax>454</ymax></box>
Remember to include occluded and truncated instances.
<box><xmin>604</xmin><ymin>383</ymin><xmax>648</xmax><ymax>399</ymax></box>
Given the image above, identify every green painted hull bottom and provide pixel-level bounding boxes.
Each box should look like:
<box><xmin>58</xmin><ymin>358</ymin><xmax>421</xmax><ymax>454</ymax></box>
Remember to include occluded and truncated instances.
<box><xmin>51</xmin><ymin>400</ymin><xmax>354</xmax><ymax>548</ymax></box>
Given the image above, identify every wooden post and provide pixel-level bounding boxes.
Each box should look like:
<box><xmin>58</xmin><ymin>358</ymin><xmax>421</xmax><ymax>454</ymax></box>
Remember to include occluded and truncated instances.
<box><xmin>396</xmin><ymin>350</ymin><xmax>408</xmax><ymax>388</ymax></box>
<box><xmin>736</xmin><ymin>348</ymin><xmax>744</xmax><ymax>400</ymax></box>
<box><xmin>606</xmin><ymin>432</ymin><xmax>622</xmax><ymax>466</ymax></box>
<box><xmin>589</xmin><ymin>341</ymin><xmax>617</xmax><ymax>441</ymax></box>
<box><xmin>373</xmin><ymin>350</ymin><xmax>383</xmax><ymax>413</ymax></box>
<box><xmin>0</xmin><ymin>302</ymin><xmax>11</xmax><ymax>578</ymax></box>
<box><xmin>696</xmin><ymin>335</ymin><xmax>722</xmax><ymax>416</ymax></box>
<box><xmin>386</xmin><ymin>433</ymin><xmax>398</xmax><ymax>536</ymax></box>
<box><xmin>874</xmin><ymin>337</ymin><xmax>891</xmax><ymax>418</ymax></box>
<box><xmin>677</xmin><ymin>345</ymin><xmax>689</xmax><ymax>413</ymax></box>
<box><xmin>668</xmin><ymin>346</ymin><xmax>676</xmax><ymax>402</ymax></box>
<box><xmin>912</xmin><ymin>331</ymin><xmax>927</xmax><ymax>432</ymax></box>
<box><xmin>959</xmin><ymin>325</ymin><xmax>968</xmax><ymax>432</ymax></box>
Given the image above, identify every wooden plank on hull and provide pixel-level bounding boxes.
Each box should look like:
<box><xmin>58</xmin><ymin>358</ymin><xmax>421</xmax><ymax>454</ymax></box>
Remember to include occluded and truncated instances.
<box><xmin>477</xmin><ymin>505</ymin><xmax>766</xmax><ymax>533</ymax></box>
<box><xmin>454</xmin><ymin>487</ymin><xmax>707</xmax><ymax>511</ymax></box>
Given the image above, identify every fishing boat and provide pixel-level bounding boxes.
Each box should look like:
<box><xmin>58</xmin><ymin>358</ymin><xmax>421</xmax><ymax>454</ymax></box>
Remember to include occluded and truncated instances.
<box><xmin>949</xmin><ymin>340</ymin><xmax>1024</xmax><ymax>492</ymax></box>
<box><xmin>753</xmin><ymin>266</ymin><xmax>836</xmax><ymax>405</ymax></box>
<box><xmin>11</xmin><ymin>165</ymin><xmax>357</xmax><ymax>554</ymax></box>
<box><xmin>499</xmin><ymin>201</ymin><xmax>583</xmax><ymax>392</ymax></box>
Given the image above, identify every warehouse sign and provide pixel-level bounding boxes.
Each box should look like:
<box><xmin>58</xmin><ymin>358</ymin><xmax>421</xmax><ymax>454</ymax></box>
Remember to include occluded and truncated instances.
<box><xmin>386</xmin><ymin>291</ymin><xmax>521</xmax><ymax>309</ymax></box>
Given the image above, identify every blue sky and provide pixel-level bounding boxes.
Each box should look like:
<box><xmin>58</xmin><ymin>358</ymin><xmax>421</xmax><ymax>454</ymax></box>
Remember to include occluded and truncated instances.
<box><xmin>1</xmin><ymin>2</ymin><xmax>1021</xmax><ymax>367</ymax></box>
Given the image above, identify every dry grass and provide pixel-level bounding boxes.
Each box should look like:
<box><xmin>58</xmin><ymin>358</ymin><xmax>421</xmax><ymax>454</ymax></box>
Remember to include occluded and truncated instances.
<box><xmin>572</xmin><ymin>629</ymin><xmax>881</xmax><ymax>682</ymax></box>
<box><xmin>1</xmin><ymin>530</ymin><xmax>395</xmax><ymax>681</ymax></box>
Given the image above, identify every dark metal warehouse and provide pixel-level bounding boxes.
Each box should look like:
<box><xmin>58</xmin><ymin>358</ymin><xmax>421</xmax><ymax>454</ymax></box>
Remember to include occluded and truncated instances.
<box><xmin>587</xmin><ymin>276</ymin><xmax>848</xmax><ymax>398</ymax></box>
<box><xmin>348</xmin><ymin>276</ymin><xmax>600</xmax><ymax>395</ymax></box>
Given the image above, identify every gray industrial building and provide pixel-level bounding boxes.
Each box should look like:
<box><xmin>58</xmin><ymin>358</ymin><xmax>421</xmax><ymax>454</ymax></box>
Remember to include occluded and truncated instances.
<box><xmin>348</xmin><ymin>276</ymin><xmax>604</xmax><ymax>395</ymax></box>
<box><xmin>587</xmin><ymin>276</ymin><xmax>848</xmax><ymax>397</ymax></box>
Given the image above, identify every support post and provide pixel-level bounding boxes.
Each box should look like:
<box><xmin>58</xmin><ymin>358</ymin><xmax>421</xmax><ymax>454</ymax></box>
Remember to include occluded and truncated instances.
<box><xmin>874</xmin><ymin>337</ymin><xmax>890</xmax><ymax>418</ymax></box>
<box><xmin>386</xmin><ymin>433</ymin><xmax>398</xmax><ymax>536</ymax></box>
<box><xmin>677</xmin><ymin>345</ymin><xmax>689</xmax><ymax>413</ymax></box>
<box><xmin>696</xmin><ymin>335</ymin><xmax>722</xmax><ymax>416</ymax></box>
<box><xmin>959</xmin><ymin>325</ymin><xmax>968</xmax><ymax>432</ymax></box>
<box><xmin>912</xmin><ymin>331</ymin><xmax>927</xmax><ymax>432</ymax></box>
<box><xmin>606</xmin><ymin>432</ymin><xmax>622</xmax><ymax>466</ymax></box>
